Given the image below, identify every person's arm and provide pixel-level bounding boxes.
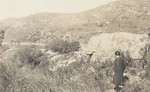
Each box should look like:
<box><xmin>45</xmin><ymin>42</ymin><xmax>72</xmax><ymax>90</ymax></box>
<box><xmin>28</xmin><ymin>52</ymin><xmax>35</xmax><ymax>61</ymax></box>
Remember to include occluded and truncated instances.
<box><xmin>113</xmin><ymin>58</ymin><xmax>117</xmax><ymax>71</ymax></box>
<box><xmin>113</xmin><ymin>59</ymin><xmax>117</xmax><ymax>76</ymax></box>
<box><xmin>122</xmin><ymin>59</ymin><xmax>126</xmax><ymax>72</ymax></box>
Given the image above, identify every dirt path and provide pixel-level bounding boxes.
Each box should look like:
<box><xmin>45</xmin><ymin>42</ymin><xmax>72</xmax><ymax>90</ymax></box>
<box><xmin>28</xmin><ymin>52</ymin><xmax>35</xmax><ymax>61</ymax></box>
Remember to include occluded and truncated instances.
<box><xmin>2</xmin><ymin>42</ymin><xmax>46</xmax><ymax>47</ymax></box>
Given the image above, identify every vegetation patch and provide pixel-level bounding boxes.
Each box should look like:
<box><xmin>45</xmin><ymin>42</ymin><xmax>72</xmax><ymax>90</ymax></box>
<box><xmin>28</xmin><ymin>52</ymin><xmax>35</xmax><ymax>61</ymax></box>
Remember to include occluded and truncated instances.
<box><xmin>46</xmin><ymin>39</ymin><xmax>80</xmax><ymax>54</ymax></box>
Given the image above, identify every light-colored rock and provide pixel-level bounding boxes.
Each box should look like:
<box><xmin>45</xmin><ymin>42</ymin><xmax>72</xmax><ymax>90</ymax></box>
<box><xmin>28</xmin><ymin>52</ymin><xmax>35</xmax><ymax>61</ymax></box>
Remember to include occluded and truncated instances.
<box><xmin>86</xmin><ymin>32</ymin><xmax>148</xmax><ymax>62</ymax></box>
<box><xmin>137</xmin><ymin>71</ymin><xmax>147</xmax><ymax>78</ymax></box>
<box><xmin>2</xmin><ymin>47</ymin><xmax>18</xmax><ymax>61</ymax></box>
<box><xmin>105</xmin><ymin>90</ymin><xmax>116</xmax><ymax>92</ymax></box>
<box><xmin>129</xmin><ymin>75</ymin><xmax>142</xmax><ymax>83</ymax></box>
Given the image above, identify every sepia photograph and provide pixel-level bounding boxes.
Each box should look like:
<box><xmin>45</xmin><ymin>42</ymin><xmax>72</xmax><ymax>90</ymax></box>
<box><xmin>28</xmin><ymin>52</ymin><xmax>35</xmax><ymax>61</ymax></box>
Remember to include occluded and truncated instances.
<box><xmin>0</xmin><ymin>0</ymin><xmax>150</xmax><ymax>92</ymax></box>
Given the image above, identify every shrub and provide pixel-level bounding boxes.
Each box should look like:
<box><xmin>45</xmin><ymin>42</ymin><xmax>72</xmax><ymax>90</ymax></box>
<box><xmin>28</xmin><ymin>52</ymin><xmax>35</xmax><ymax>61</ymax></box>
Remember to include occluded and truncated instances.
<box><xmin>0</xmin><ymin>62</ymin><xmax>10</xmax><ymax>92</ymax></box>
<box><xmin>4</xmin><ymin>46</ymin><xmax>51</xmax><ymax>92</ymax></box>
<box><xmin>47</xmin><ymin>39</ymin><xmax>80</xmax><ymax>54</ymax></box>
<box><xmin>13</xmin><ymin>46</ymin><xmax>49</xmax><ymax>69</ymax></box>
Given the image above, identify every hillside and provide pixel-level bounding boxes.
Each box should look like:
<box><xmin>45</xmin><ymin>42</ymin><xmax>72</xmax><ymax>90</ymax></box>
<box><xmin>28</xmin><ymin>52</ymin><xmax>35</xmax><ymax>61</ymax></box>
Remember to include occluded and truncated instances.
<box><xmin>0</xmin><ymin>0</ymin><xmax>150</xmax><ymax>43</ymax></box>
<box><xmin>1</xmin><ymin>32</ymin><xmax>150</xmax><ymax>92</ymax></box>
<box><xmin>0</xmin><ymin>0</ymin><xmax>150</xmax><ymax>91</ymax></box>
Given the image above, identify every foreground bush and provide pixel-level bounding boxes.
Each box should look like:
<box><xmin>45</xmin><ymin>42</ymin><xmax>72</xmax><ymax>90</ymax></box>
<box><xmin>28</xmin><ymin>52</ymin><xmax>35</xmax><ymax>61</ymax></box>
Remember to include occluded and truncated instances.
<box><xmin>1</xmin><ymin>45</ymin><xmax>150</xmax><ymax>92</ymax></box>
<box><xmin>0</xmin><ymin>61</ymin><xmax>10</xmax><ymax>92</ymax></box>
<box><xmin>12</xmin><ymin>46</ymin><xmax>48</xmax><ymax>69</ymax></box>
<box><xmin>4</xmin><ymin>46</ymin><xmax>51</xmax><ymax>92</ymax></box>
<box><xmin>47</xmin><ymin>39</ymin><xmax>80</xmax><ymax>54</ymax></box>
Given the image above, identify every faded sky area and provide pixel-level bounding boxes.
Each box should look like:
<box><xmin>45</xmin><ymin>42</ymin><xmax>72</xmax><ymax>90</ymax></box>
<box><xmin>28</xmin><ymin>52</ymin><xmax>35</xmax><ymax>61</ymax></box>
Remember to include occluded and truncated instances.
<box><xmin>0</xmin><ymin>0</ymin><xmax>116</xmax><ymax>20</ymax></box>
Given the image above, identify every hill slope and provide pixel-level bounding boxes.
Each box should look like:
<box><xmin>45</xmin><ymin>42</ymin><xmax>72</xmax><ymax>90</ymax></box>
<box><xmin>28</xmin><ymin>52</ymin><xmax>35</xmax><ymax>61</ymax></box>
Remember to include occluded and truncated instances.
<box><xmin>0</xmin><ymin>0</ymin><xmax>150</xmax><ymax>43</ymax></box>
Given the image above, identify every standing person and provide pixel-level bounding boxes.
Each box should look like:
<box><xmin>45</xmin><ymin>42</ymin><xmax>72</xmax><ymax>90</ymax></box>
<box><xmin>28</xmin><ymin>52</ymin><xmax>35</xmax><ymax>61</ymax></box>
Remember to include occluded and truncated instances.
<box><xmin>143</xmin><ymin>33</ymin><xmax>150</xmax><ymax>69</ymax></box>
<box><xmin>147</xmin><ymin>33</ymin><xmax>150</xmax><ymax>51</ymax></box>
<box><xmin>145</xmin><ymin>33</ymin><xmax>150</xmax><ymax>52</ymax></box>
<box><xmin>113</xmin><ymin>51</ymin><xmax>126</xmax><ymax>92</ymax></box>
<box><xmin>0</xmin><ymin>30</ymin><xmax>4</xmax><ymax>46</ymax></box>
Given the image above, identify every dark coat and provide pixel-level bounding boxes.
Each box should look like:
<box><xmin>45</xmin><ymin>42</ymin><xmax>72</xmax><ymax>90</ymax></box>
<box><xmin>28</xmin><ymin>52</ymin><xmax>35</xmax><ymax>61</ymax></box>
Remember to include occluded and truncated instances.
<box><xmin>145</xmin><ymin>43</ymin><xmax>150</xmax><ymax>52</ymax></box>
<box><xmin>113</xmin><ymin>56</ymin><xmax>126</xmax><ymax>87</ymax></box>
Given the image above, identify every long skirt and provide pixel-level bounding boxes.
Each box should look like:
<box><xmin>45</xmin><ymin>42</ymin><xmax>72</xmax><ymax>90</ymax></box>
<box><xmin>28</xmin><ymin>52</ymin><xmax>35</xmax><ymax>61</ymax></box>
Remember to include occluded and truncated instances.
<box><xmin>113</xmin><ymin>71</ymin><xmax>123</xmax><ymax>87</ymax></box>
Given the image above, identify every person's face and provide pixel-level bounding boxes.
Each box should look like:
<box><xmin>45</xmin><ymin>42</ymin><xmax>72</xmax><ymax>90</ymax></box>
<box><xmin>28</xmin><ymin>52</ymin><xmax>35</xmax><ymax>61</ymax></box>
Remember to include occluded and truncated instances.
<box><xmin>148</xmin><ymin>35</ymin><xmax>150</xmax><ymax>41</ymax></box>
<box><xmin>116</xmin><ymin>55</ymin><xmax>120</xmax><ymax>58</ymax></box>
<box><xmin>148</xmin><ymin>33</ymin><xmax>150</xmax><ymax>38</ymax></box>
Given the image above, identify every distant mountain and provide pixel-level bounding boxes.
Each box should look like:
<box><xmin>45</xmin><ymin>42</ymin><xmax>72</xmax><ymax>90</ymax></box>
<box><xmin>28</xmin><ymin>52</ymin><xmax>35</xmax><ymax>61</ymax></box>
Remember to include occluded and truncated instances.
<box><xmin>0</xmin><ymin>0</ymin><xmax>150</xmax><ymax>43</ymax></box>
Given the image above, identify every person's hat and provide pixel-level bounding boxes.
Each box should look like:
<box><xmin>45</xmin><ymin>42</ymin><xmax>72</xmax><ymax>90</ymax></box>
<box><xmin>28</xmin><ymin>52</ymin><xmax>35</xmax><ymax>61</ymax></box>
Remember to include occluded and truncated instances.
<box><xmin>148</xmin><ymin>33</ymin><xmax>150</xmax><ymax>36</ymax></box>
<box><xmin>115</xmin><ymin>51</ymin><xmax>120</xmax><ymax>56</ymax></box>
<box><xmin>0</xmin><ymin>30</ymin><xmax>4</xmax><ymax>33</ymax></box>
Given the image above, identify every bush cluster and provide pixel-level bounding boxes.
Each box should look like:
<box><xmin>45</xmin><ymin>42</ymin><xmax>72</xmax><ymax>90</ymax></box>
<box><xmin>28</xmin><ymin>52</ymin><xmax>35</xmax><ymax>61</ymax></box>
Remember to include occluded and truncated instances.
<box><xmin>0</xmin><ymin>43</ymin><xmax>149</xmax><ymax>92</ymax></box>
<box><xmin>2</xmin><ymin>46</ymin><xmax>51</xmax><ymax>92</ymax></box>
<box><xmin>47</xmin><ymin>39</ymin><xmax>80</xmax><ymax>54</ymax></box>
<box><xmin>12</xmin><ymin>46</ymin><xmax>48</xmax><ymax>69</ymax></box>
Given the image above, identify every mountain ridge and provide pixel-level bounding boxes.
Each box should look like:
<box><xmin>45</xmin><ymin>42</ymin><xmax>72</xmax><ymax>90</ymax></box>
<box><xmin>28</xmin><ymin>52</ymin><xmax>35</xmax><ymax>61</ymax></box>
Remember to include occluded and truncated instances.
<box><xmin>0</xmin><ymin>0</ymin><xmax>150</xmax><ymax>43</ymax></box>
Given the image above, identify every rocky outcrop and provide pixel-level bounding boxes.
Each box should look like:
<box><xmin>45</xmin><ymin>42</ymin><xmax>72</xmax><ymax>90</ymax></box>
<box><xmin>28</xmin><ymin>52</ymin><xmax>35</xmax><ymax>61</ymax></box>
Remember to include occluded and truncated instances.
<box><xmin>86</xmin><ymin>32</ymin><xmax>148</xmax><ymax>62</ymax></box>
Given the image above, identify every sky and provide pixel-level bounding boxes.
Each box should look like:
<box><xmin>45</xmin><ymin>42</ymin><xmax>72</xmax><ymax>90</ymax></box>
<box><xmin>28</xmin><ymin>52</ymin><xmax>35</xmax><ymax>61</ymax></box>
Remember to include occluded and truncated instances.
<box><xmin>0</xmin><ymin>0</ymin><xmax>116</xmax><ymax>20</ymax></box>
